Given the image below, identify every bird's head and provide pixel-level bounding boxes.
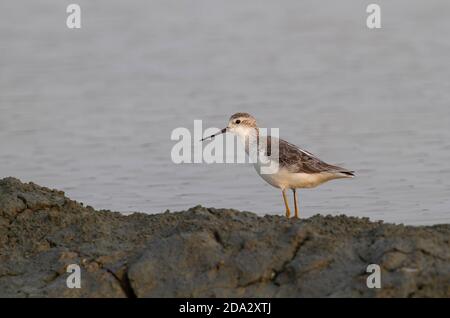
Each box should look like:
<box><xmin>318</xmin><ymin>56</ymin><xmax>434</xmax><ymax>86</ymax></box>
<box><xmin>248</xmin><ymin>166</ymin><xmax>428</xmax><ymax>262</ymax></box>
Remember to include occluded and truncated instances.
<box><xmin>201</xmin><ymin>112</ymin><xmax>258</xmax><ymax>141</ymax></box>
<box><xmin>227</xmin><ymin>112</ymin><xmax>258</xmax><ymax>136</ymax></box>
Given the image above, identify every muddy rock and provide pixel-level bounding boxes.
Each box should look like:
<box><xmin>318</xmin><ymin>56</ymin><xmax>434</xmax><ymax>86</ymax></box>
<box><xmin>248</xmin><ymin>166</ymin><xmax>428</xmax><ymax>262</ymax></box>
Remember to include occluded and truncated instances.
<box><xmin>0</xmin><ymin>177</ymin><xmax>449</xmax><ymax>297</ymax></box>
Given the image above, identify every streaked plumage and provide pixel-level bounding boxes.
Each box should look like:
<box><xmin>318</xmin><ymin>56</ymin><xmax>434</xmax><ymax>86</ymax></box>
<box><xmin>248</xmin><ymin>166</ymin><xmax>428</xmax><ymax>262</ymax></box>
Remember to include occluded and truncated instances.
<box><xmin>202</xmin><ymin>112</ymin><xmax>354</xmax><ymax>218</ymax></box>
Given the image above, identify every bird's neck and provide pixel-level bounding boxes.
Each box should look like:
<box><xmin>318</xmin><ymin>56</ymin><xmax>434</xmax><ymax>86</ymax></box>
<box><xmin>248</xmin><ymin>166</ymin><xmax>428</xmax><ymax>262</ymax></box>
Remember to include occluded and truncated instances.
<box><xmin>237</xmin><ymin>127</ymin><xmax>264</xmax><ymax>155</ymax></box>
<box><xmin>237</xmin><ymin>128</ymin><xmax>278</xmax><ymax>174</ymax></box>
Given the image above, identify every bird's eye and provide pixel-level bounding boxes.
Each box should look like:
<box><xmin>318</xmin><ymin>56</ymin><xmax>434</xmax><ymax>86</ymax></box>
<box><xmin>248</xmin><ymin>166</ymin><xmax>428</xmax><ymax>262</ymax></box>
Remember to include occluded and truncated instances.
<box><xmin>235</xmin><ymin>119</ymin><xmax>241</xmax><ymax>124</ymax></box>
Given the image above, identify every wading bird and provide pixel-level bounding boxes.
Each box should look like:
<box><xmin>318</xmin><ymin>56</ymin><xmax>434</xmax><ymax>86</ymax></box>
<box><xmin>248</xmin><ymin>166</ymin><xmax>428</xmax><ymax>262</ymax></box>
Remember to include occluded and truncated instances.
<box><xmin>201</xmin><ymin>113</ymin><xmax>354</xmax><ymax>218</ymax></box>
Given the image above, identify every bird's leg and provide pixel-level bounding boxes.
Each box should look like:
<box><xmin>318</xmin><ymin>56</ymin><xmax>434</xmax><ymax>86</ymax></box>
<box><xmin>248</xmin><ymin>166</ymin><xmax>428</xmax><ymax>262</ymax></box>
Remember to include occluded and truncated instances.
<box><xmin>293</xmin><ymin>189</ymin><xmax>299</xmax><ymax>218</ymax></box>
<box><xmin>282</xmin><ymin>189</ymin><xmax>291</xmax><ymax>218</ymax></box>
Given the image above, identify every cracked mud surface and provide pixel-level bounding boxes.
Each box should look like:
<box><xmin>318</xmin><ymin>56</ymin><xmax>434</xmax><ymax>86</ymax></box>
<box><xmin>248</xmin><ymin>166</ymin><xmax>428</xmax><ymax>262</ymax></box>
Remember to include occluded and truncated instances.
<box><xmin>0</xmin><ymin>177</ymin><xmax>449</xmax><ymax>297</ymax></box>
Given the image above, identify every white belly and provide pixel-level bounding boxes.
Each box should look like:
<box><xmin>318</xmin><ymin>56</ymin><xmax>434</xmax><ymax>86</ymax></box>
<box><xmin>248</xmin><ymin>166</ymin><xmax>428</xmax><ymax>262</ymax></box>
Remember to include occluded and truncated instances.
<box><xmin>254</xmin><ymin>164</ymin><xmax>346</xmax><ymax>190</ymax></box>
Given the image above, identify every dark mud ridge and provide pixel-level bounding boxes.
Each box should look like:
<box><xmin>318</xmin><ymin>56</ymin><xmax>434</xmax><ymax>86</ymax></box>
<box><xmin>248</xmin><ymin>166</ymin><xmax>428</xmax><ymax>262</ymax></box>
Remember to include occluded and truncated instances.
<box><xmin>0</xmin><ymin>177</ymin><xmax>449</xmax><ymax>297</ymax></box>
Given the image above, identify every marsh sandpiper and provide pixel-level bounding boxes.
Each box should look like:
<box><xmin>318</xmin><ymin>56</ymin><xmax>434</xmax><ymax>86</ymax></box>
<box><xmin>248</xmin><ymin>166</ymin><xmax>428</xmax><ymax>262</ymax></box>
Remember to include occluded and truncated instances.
<box><xmin>201</xmin><ymin>112</ymin><xmax>354</xmax><ymax>218</ymax></box>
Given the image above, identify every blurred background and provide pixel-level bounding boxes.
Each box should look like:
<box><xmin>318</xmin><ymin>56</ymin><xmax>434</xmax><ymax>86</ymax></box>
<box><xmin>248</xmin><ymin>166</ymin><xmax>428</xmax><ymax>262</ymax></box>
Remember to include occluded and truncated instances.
<box><xmin>1</xmin><ymin>0</ymin><xmax>449</xmax><ymax>224</ymax></box>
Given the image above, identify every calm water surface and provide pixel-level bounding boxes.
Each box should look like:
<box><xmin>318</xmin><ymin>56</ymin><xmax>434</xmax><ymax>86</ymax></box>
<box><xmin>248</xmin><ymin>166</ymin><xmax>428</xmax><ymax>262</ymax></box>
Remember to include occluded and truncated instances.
<box><xmin>1</xmin><ymin>1</ymin><xmax>450</xmax><ymax>225</ymax></box>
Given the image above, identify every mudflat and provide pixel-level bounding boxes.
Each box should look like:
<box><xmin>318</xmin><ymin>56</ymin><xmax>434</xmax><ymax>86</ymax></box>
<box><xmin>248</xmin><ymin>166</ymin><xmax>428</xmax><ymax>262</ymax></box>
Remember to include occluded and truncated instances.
<box><xmin>0</xmin><ymin>177</ymin><xmax>448</xmax><ymax>297</ymax></box>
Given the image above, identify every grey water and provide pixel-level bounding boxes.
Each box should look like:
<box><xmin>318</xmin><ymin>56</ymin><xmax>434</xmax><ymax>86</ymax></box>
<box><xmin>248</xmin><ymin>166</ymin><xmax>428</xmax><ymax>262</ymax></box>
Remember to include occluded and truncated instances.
<box><xmin>1</xmin><ymin>0</ymin><xmax>449</xmax><ymax>225</ymax></box>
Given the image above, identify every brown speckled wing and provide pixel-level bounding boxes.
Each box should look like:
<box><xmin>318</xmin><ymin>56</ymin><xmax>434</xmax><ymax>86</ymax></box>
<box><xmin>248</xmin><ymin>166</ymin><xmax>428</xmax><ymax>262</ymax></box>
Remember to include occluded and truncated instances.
<box><xmin>263</xmin><ymin>136</ymin><xmax>354</xmax><ymax>175</ymax></box>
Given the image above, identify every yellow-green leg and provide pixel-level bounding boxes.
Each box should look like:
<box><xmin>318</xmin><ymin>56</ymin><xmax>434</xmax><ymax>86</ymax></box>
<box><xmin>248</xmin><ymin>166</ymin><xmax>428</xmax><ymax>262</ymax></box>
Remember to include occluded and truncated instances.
<box><xmin>282</xmin><ymin>189</ymin><xmax>291</xmax><ymax>218</ymax></box>
<box><xmin>293</xmin><ymin>189</ymin><xmax>299</xmax><ymax>218</ymax></box>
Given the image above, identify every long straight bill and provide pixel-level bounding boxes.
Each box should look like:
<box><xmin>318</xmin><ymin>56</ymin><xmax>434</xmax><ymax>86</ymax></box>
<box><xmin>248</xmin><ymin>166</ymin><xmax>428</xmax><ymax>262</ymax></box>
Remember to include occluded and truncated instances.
<box><xmin>200</xmin><ymin>128</ymin><xmax>227</xmax><ymax>141</ymax></box>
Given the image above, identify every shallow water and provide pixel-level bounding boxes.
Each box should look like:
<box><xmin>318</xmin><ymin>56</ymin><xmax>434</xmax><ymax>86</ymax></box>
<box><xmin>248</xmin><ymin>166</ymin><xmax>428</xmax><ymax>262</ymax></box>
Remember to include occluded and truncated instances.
<box><xmin>1</xmin><ymin>0</ymin><xmax>450</xmax><ymax>225</ymax></box>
